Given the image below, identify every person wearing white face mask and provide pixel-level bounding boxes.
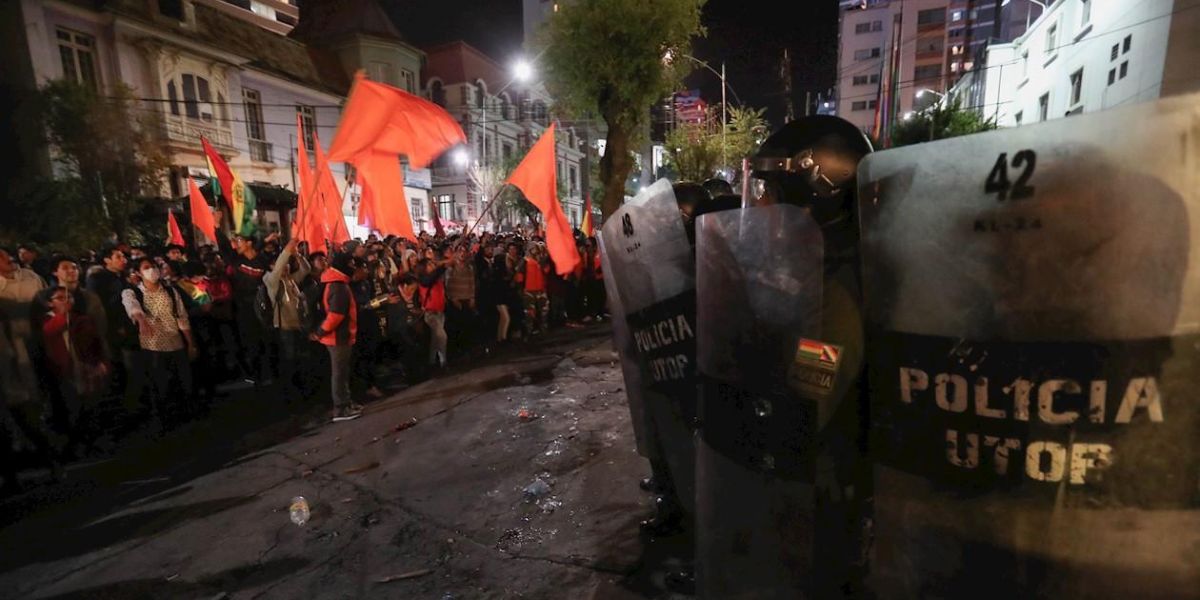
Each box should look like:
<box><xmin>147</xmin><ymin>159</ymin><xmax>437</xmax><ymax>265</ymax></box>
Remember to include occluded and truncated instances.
<box><xmin>121</xmin><ymin>257</ymin><xmax>196</xmax><ymax>428</ymax></box>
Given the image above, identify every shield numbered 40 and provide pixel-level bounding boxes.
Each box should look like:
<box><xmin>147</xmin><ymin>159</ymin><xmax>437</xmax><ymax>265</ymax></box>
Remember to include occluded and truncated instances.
<box><xmin>859</xmin><ymin>92</ymin><xmax>1200</xmax><ymax>598</ymax></box>
<box><xmin>600</xmin><ymin>179</ymin><xmax>701</xmax><ymax>513</ymax></box>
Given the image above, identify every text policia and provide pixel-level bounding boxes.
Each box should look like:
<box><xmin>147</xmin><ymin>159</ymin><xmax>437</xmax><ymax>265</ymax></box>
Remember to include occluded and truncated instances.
<box><xmin>899</xmin><ymin>368</ymin><xmax>1164</xmax><ymax>485</ymax></box>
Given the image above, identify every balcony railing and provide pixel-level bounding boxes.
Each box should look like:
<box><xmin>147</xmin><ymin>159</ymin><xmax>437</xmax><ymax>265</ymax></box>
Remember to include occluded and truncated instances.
<box><xmin>248</xmin><ymin>139</ymin><xmax>273</xmax><ymax>163</ymax></box>
<box><xmin>161</xmin><ymin>114</ymin><xmax>235</xmax><ymax>151</ymax></box>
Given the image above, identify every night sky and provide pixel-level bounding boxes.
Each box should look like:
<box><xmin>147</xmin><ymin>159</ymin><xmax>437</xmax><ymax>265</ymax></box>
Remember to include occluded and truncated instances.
<box><xmin>383</xmin><ymin>0</ymin><xmax>839</xmax><ymax>129</ymax></box>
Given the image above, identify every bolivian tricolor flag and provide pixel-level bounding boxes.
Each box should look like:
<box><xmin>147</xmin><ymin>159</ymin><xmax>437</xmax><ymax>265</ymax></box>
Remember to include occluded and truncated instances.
<box><xmin>581</xmin><ymin>194</ymin><xmax>595</xmax><ymax>238</ymax></box>
<box><xmin>201</xmin><ymin>136</ymin><xmax>256</xmax><ymax>236</ymax></box>
<box><xmin>797</xmin><ymin>339</ymin><xmax>840</xmax><ymax>366</ymax></box>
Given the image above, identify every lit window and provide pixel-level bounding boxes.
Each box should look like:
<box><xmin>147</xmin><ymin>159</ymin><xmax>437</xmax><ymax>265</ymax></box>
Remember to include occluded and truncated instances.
<box><xmin>963</xmin><ymin>61</ymin><xmax>974</xmax><ymax>70</ymax></box>
<box><xmin>951</xmin><ymin>10</ymin><xmax>962</xmax><ymax>21</ymax></box>
<box><xmin>950</xmin><ymin>62</ymin><xmax>959</xmax><ymax>72</ymax></box>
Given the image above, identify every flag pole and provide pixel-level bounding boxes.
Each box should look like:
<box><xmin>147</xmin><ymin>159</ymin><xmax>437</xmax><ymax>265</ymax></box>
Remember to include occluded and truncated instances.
<box><xmin>465</xmin><ymin>184</ymin><xmax>512</xmax><ymax>238</ymax></box>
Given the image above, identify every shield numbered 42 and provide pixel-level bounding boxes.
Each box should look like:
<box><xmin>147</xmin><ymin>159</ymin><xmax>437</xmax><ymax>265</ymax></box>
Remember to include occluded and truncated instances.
<box><xmin>859</xmin><ymin>92</ymin><xmax>1200</xmax><ymax>598</ymax></box>
<box><xmin>600</xmin><ymin>179</ymin><xmax>701</xmax><ymax>513</ymax></box>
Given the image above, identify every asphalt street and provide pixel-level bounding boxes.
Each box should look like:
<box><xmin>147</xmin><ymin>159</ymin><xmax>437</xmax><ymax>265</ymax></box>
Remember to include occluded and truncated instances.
<box><xmin>0</xmin><ymin>326</ymin><xmax>691</xmax><ymax>599</ymax></box>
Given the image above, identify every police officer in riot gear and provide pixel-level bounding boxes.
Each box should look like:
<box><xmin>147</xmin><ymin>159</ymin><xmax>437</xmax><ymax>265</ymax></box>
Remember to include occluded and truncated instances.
<box><xmin>694</xmin><ymin>114</ymin><xmax>872</xmax><ymax>598</ymax></box>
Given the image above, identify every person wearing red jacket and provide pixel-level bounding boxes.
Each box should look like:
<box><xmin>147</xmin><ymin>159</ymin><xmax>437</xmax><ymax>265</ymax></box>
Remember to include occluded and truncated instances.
<box><xmin>41</xmin><ymin>286</ymin><xmax>108</xmax><ymax>454</ymax></box>
<box><xmin>310</xmin><ymin>254</ymin><xmax>361</xmax><ymax>422</ymax></box>
<box><xmin>418</xmin><ymin>256</ymin><xmax>451</xmax><ymax>370</ymax></box>
<box><xmin>516</xmin><ymin>244</ymin><xmax>551</xmax><ymax>337</ymax></box>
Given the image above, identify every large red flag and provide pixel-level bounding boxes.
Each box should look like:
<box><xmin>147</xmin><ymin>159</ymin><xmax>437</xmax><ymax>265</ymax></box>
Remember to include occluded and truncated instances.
<box><xmin>187</xmin><ymin>177</ymin><xmax>217</xmax><ymax>244</ymax></box>
<box><xmin>312</xmin><ymin>132</ymin><xmax>351</xmax><ymax>246</ymax></box>
<box><xmin>166</xmin><ymin>210</ymin><xmax>185</xmax><ymax>246</ymax></box>
<box><xmin>356</xmin><ymin>151</ymin><xmax>417</xmax><ymax>241</ymax></box>
<box><xmin>356</xmin><ymin>168</ymin><xmax>375</xmax><ymax>230</ymax></box>
<box><xmin>328</xmin><ymin>72</ymin><xmax>466</xmax><ymax>168</ymax></box>
<box><xmin>327</xmin><ymin>72</ymin><xmax>464</xmax><ymax>243</ymax></box>
<box><xmin>506</xmin><ymin>123</ymin><xmax>580</xmax><ymax>275</ymax></box>
<box><xmin>293</xmin><ymin>115</ymin><xmax>326</xmax><ymax>249</ymax></box>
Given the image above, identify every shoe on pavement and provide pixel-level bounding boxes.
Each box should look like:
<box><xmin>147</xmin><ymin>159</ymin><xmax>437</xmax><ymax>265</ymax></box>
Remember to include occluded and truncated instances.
<box><xmin>331</xmin><ymin>404</ymin><xmax>364</xmax><ymax>422</ymax></box>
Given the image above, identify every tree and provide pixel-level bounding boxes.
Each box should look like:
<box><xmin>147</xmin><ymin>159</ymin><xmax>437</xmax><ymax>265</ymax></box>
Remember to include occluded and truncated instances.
<box><xmin>890</xmin><ymin>98</ymin><xmax>997</xmax><ymax>147</ymax></box>
<box><xmin>4</xmin><ymin>80</ymin><xmax>170</xmax><ymax>251</ymax></box>
<box><xmin>665</xmin><ymin>105</ymin><xmax>768</xmax><ymax>182</ymax></box>
<box><xmin>541</xmin><ymin>0</ymin><xmax>705</xmax><ymax>218</ymax></box>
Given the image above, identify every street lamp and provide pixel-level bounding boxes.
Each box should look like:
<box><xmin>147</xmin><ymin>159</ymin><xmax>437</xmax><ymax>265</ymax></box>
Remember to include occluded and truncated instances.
<box><xmin>666</xmin><ymin>51</ymin><xmax>743</xmax><ymax>178</ymax></box>
<box><xmin>915</xmin><ymin>88</ymin><xmax>945</xmax><ymax>100</ymax></box>
<box><xmin>452</xmin><ymin>147</ymin><xmax>469</xmax><ymax>167</ymax></box>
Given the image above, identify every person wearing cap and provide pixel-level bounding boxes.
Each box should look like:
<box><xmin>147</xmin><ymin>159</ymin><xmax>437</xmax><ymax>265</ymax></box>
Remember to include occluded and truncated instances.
<box><xmin>311</xmin><ymin>253</ymin><xmax>362</xmax><ymax>422</ymax></box>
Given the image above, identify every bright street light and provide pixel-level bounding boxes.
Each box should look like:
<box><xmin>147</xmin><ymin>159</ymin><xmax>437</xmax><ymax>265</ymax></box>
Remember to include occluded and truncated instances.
<box><xmin>512</xmin><ymin>60</ymin><xmax>534</xmax><ymax>83</ymax></box>
<box><xmin>452</xmin><ymin>147</ymin><xmax>469</xmax><ymax>166</ymax></box>
<box><xmin>903</xmin><ymin>111</ymin><xmax>915</xmax><ymax>121</ymax></box>
<box><xmin>916</xmin><ymin>88</ymin><xmax>945</xmax><ymax>99</ymax></box>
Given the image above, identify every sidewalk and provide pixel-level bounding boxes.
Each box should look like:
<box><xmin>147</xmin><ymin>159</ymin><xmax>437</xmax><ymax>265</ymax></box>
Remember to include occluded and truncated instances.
<box><xmin>0</xmin><ymin>326</ymin><xmax>677</xmax><ymax>599</ymax></box>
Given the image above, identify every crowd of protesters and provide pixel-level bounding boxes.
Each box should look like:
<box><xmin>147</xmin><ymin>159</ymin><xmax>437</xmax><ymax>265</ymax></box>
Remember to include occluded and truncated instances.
<box><xmin>0</xmin><ymin>227</ymin><xmax>606</xmax><ymax>495</ymax></box>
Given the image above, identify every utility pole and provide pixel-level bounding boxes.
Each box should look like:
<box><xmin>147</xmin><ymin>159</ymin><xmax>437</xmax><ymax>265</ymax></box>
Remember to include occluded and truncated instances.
<box><xmin>780</xmin><ymin>49</ymin><xmax>795</xmax><ymax>124</ymax></box>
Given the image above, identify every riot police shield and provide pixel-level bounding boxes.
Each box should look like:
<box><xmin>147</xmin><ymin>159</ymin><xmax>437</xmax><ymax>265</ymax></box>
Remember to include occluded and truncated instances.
<box><xmin>597</xmin><ymin>235</ymin><xmax>652</xmax><ymax>462</ymax></box>
<box><xmin>600</xmin><ymin>179</ymin><xmax>702</xmax><ymax>516</ymax></box>
<box><xmin>694</xmin><ymin>204</ymin><xmax>830</xmax><ymax>598</ymax></box>
<box><xmin>859</xmin><ymin>92</ymin><xmax>1200</xmax><ymax>598</ymax></box>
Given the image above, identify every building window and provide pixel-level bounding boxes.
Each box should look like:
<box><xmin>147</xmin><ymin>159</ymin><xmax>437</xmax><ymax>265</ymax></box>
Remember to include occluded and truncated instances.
<box><xmin>1108</xmin><ymin>68</ymin><xmax>1116</xmax><ymax>85</ymax></box>
<box><xmin>56</xmin><ymin>28</ymin><xmax>99</xmax><ymax>90</ymax></box>
<box><xmin>297</xmin><ymin>105</ymin><xmax>316</xmax><ymax>150</ymax></box>
<box><xmin>1111</xmin><ymin>44</ymin><xmax>1119</xmax><ymax>60</ymax></box>
<box><xmin>1080</xmin><ymin>0</ymin><xmax>1091</xmax><ymax>26</ymax></box>
<box><xmin>166</xmin><ymin>81</ymin><xmax>179</xmax><ymax>116</ymax></box>
<box><xmin>178</xmin><ymin>73</ymin><xmax>216</xmax><ymax>122</ymax></box>
<box><xmin>158</xmin><ymin>0</ymin><xmax>185</xmax><ymax>20</ymax></box>
<box><xmin>1021</xmin><ymin>50</ymin><xmax>1029</xmax><ymax>79</ymax></box>
<box><xmin>1119</xmin><ymin>61</ymin><xmax>1128</xmax><ymax>79</ymax></box>
<box><xmin>503</xmin><ymin>143</ymin><xmax>514</xmax><ymax>160</ymax></box>
<box><xmin>1069</xmin><ymin>69</ymin><xmax>1083</xmax><ymax>107</ymax></box>
<box><xmin>951</xmin><ymin>45</ymin><xmax>963</xmax><ymax>55</ymax></box>
<box><xmin>950</xmin><ymin>62</ymin><xmax>959</xmax><ymax>72</ymax></box>
<box><xmin>1123</xmin><ymin>35</ymin><xmax>1132</xmax><ymax>54</ymax></box>
<box><xmin>951</xmin><ymin>10</ymin><xmax>962</xmax><ymax>21</ymax></box>
<box><xmin>913</xmin><ymin>64</ymin><xmax>941</xmax><ymax>81</ymax></box>
<box><xmin>854</xmin><ymin>47</ymin><xmax>881</xmax><ymax>60</ymax></box>
<box><xmin>868</xmin><ymin>99</ymin><xmax>878</xmax><ymax>109</ymax></box>
<box><xmin>435</xmin><ymin>194</ymin><xmax>454</xmax><ymax>219</ymax></box>
<box><xmin>1038</xmin><ymin>93</ymin><xmax>1049</xmax><ymax>121</ymax></box>
<box><xmin>1046</xmin><ymin>22</ymin><xmax>1058</xmax><ymax>55</ymax></box>
<box><xmin>855</xmin><ymin>21</ymin><xmax>882</xmax><ymax>34</ymax></box>
<box><xmin>917</xmin><ymin>8</ymin><xmax>945</xmax><ymax>25</ymax></box>
<box><xmin>917</xmin><ymin>37</ymin><xmax>944</xmax><ymax>54</ymax></box>
<box><xmin>852</xmin><ymin>75</ymin><xmax>868</xmax><ymax>85</ymax></box>
<box><xmin>1014</xmin><ymin>111</ymin><xmax>1023</xmax><ymax>126</ymax></box>
<box><xmin>851</xmin><ymin>100</ymin><xmax>868</xmax><ymax>111</ymax></box>
<box><xmin>475</xmin><ymin>81</ymin><xmax>486</xmax><ymax>108</ymax></box>
<box><xmin>569</xmin><ymin>166</ymin><xmax>578</xmax><ymax>196</ymax></box>
<box><xmin>243</xmin><ymin>88</ymin><xmax>269</xmax><ymax>161</ymax></box>
<box><xmin>401</xmin><ymin>69</ymin><xmax>415</xmax><ymax>93</ymax></box>
<box><xmin>431</xmin><ymin>81</ymin><xmax>446</xmax><ymax>106</ymax></box>
<box><xmin>367</xmin><ymin>61</ymin><xmax>393</xmax><ymax>85</ymax></box>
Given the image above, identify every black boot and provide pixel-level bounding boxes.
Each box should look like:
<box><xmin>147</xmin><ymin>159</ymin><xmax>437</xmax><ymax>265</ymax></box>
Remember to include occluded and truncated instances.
<box><xmin>639</xmin><ymin>496</ymin><xmax>684</xmax><ymax>538</ymax></box>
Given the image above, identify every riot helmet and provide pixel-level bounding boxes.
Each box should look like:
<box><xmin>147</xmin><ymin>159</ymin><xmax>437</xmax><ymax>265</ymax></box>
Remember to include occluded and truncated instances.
<box><xmin>745</xmin><ymin>115</ymin><xmax>872</xmax><ymax>227</ymax></box>
<box><xmin>701</xmin><ymin>177</ymin><xmax>734</xmax><ymax>198</ymax></box>
<box><xmin>672</xmin><ymin>181</ymin><xmax>711</xmax><ymax>245</ymax></box>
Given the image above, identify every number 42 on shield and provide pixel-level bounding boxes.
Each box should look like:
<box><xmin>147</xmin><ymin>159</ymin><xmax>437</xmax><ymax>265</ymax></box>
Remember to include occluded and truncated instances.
<box><xmin>984</xmin><ymin>150</ymin><xmax>1037</xmax><ymax>201</ymax></box>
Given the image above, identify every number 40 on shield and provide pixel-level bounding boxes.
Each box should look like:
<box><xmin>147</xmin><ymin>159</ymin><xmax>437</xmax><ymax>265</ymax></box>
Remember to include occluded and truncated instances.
<box><xmin>984</xmin><ymin>150</ymin><xmax>1037</xmax><ymax>201</ymax></box>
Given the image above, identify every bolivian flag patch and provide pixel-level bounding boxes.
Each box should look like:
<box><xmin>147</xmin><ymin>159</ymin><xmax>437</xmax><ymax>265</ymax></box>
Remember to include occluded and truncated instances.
<box><xmin>789</xmin><ymin>338</ymin><xmax>842</xmax><ymax>397</ymax></box>
<box><xmin>797</xmin><ymin>339</ymin><xmax>840</xmax><ymax>366</ymax></box>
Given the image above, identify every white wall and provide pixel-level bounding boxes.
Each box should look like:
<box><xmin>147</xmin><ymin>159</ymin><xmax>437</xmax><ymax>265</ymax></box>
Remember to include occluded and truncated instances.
<box><xmin>983</xmin><ymin>0</ymin><xmax>1175</xmax><ymax>128</ymax></box>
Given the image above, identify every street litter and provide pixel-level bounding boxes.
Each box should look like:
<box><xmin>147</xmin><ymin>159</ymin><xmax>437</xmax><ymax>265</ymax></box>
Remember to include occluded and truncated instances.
<box><xmin>393</xmin><ymin>417</ymin><xmax>419</xmax><ymax>432</ymax></box>
<box><xmin>523</xmin><ymin>477</ymin><xmax>551</xmax><ymax>499</ymax></box>
<box><xmin>517</xmin><ymin>408</ymin><xmax>539</xmax><ymax>422</ymax></box>
<box><xmin>376</xmin><ymin>569</ymin><xmax>433</xmax><ymax>583</ymax></box>
<box><xmin>344</xmin><ymin>461</ymin><xmax>381</xmax><ymax>474</ymax></box>
<box><xmin>289</xmin><ymin>496</ymin><xmax>310</xmax><ymax>526</ymax></box>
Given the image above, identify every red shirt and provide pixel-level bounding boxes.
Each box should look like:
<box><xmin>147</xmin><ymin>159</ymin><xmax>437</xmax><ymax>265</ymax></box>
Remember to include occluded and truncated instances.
<box><xmin>523</xmin><ymin>257</ymin><xmax>547</xmax><ymax>292</ymax></box>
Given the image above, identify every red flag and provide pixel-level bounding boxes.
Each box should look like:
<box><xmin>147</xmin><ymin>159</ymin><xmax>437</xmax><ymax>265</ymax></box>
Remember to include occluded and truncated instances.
<box><xmin>506</xmin><ymin>123</ymin><xmax>580</xmax><ymax>275</ymax></box>
<box><xmin>293</xmin><ymin>115</ymin><xmax>325</xmax><ymax>248</ymax></box>
<box><xmin>313</xmin><ymin>132</ymin><xmax>351</xmax><ymax>245</ymax></box>
<box><xmin>581</xmin><ymin>194</ymin><xmax>595</xmax><ymax>238</ymax></box>
<box><xmin>356</xmin><ymin>169</ymin><xmax>375</xmax><ymax>230</ymax></box>
<box><xmin>166</xmin><ymin>210</ymin><xmax>185</xmax><ymax>246</ymax></box>
<box><xmin>328</xmin><ymin>72</ymin><xmax>466</xmax><ymax>168</ymax></box>
<box><xmin>187</xmin><ymin>178</ymin><xmax>217</xmax><ymax>244</ymax></box>
<box><xmin>200</xmin><ymin>136</ymin><xmax>235</xmax><ymax>212</ymax></box>
<box><xmin>357</xmin><ymin>151</ymin><xmax>417</xmax><ymax>241</ymax></box>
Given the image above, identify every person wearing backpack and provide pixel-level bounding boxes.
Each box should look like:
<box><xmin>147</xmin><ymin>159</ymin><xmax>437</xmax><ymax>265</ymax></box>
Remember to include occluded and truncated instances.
<box><xmin>261</xmin><ymin>239</ymin><xmax>310</xmax><ymax>402</ymax></box>
<box><xmin>309</xmin><ymin>253</ymin><xmax>362</xmax><ymax>422</ymax></box>
<box><xmin>121</xmin><ymin>257</ymin><xmax>197</xmax><ymax>428</ymax></box>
